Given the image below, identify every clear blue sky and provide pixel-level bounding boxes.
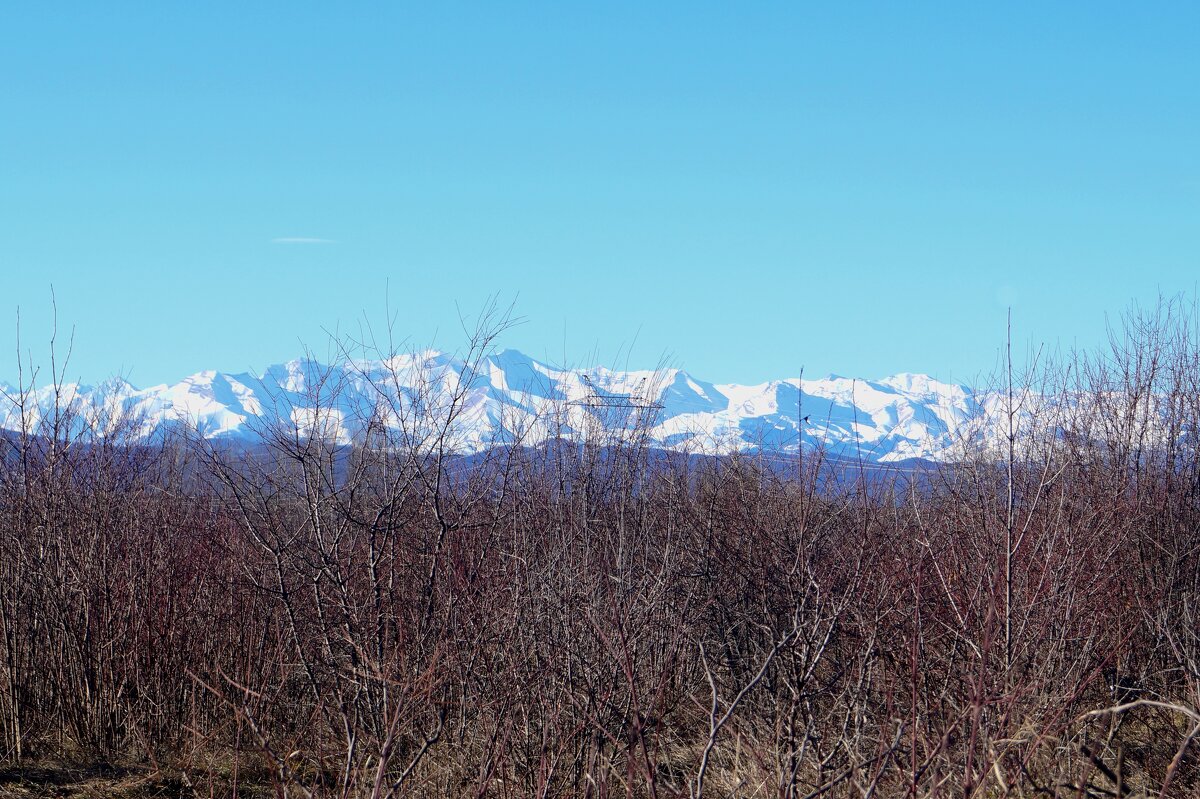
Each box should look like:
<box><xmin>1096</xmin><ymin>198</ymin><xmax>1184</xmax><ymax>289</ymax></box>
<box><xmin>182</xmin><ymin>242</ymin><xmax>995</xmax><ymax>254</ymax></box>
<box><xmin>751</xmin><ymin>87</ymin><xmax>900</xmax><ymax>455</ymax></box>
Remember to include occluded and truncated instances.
<box><xmin>2</xmin><ymin>3</ymin><xmax>1197</xmax><ymax>387</ymax></box>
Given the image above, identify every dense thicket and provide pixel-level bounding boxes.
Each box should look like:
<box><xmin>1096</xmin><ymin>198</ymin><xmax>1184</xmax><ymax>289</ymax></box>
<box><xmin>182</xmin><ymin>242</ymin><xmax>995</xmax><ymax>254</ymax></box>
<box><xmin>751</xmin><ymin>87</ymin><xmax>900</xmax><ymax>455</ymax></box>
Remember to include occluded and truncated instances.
<box><xmin>2</xmin><ymin>301</ymin><xmax>1200</xmax><ymax>797</ymax></box>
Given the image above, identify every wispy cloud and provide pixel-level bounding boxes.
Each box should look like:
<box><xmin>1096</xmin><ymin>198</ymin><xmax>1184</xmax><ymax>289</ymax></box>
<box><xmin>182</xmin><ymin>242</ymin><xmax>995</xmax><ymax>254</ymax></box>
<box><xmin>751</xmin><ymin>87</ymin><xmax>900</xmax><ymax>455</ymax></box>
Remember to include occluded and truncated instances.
<box><xmin>271</xmin><ymin>237</ymin><xmax>336</xmax><ymax>244</ymax></box>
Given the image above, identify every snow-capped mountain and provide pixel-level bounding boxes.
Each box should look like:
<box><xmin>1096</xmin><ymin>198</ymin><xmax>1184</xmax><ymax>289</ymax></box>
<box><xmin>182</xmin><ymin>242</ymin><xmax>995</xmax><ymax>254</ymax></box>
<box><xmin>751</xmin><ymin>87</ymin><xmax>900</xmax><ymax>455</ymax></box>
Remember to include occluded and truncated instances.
<box><xmin>0</xmin><ymin>349</ymin><xmax>992</xmax><ymax>463</ymax></box>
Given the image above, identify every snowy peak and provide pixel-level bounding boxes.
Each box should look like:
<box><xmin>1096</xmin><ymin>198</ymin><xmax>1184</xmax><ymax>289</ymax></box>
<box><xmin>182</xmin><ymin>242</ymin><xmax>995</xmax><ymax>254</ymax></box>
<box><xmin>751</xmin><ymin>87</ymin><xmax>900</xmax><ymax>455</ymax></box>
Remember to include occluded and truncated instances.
<box><xmin>0</xmin><ymin>350</ymin><xmax>983</xmax><ymax>463</ymax></box>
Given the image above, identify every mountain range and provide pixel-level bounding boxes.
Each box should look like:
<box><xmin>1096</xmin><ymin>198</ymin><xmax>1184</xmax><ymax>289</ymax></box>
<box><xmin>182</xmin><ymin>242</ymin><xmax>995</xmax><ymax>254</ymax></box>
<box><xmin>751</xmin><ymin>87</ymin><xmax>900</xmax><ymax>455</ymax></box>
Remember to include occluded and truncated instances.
<box><xmin>0</xmin><ymin>349</ymin><xmax>996</xmax><ymax>463</ymax></box>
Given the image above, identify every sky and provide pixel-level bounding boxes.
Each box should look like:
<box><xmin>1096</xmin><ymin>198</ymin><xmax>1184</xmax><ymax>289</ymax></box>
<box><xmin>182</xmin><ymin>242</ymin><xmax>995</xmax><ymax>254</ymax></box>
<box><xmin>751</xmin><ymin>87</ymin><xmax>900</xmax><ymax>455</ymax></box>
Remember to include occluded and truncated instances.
<box><xmin>1</xmin><ymin>3</ymin><xmax>1197</xmax><ymax>388</ymax></box>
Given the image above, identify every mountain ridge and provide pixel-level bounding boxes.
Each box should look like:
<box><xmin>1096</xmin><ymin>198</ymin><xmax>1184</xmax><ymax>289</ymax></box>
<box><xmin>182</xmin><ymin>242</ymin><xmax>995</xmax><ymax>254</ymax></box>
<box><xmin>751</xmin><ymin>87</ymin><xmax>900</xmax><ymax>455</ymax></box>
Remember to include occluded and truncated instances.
<box><xmin>0</xmin><ymin>349</ymin><xmax>990</xmax><ymax>463</ymax></box>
